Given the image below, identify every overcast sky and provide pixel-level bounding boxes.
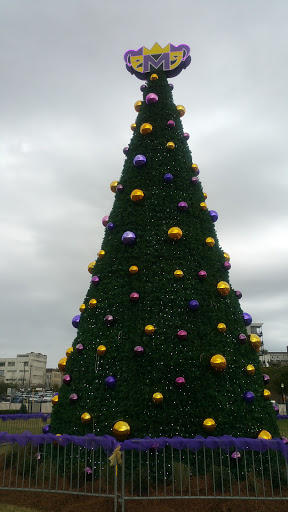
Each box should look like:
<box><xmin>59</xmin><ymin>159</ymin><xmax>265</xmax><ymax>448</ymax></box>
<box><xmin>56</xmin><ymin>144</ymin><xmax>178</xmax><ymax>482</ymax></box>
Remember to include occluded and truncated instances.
<box><xmin>0</xmin><ymin>0</ymin><xmax>287</xmax><ymax>368</ymax></box>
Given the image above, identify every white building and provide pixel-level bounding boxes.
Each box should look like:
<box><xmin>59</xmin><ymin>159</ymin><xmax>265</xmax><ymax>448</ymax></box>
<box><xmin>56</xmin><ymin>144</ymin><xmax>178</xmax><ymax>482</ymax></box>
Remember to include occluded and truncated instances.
<box><xmin>0</xmin><ymin>352</ymin><xmax>47</xmax><ymax>388</ymax></box>
<box><xmin>46</xmin><ymin>368</ymin><xmax>62</xmax><ymax>389</ymax></box>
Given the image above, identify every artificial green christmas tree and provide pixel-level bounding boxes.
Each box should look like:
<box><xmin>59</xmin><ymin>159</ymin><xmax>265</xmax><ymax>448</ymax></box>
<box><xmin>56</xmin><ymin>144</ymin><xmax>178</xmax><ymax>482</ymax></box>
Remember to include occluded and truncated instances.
<box><xmin>50</xmin><ymin>43</ymin><xmax>279</xmax><ymax>441</ymax></box>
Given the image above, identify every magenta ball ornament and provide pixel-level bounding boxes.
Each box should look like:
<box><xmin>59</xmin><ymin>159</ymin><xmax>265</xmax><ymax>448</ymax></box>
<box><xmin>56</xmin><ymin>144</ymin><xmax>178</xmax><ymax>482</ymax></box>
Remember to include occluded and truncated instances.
<box><xmin>273</xmin><ymin>403</ymin><xmax>279</xmax><ymax>414</ymax></box>
<box><xmin>104</xmin><ymin>315</ymin><xmax>114</xmax><ymax>325</ymax></box>
<box><xmin>188</xmin><ymin>300</ymin><xmax>199</xmax><ymax>311</ymax></box>
<box><xmin>122</xmin><ymin>231</ymin><xmax>136</xmax><ymax>244</ymax></box>
<box><xmin>146</xmin><ymin>93</ymin><xmax>158</xmax><ymax>104</ymax></box>
<box><xmin>91</xmin><ymin>275</ymin><xmax>100</xmax><ymax>285</ymax></box>
<box><xmin>116</xmin><ymin>184</ymin><xmax>124</xmax><ymax>193</ymax></box>
<box><xmin>164</xmin><ymin>173</ymin><xmax>173</xmax><ymax>183</ymax></box>
<box><xmin>134</xmin><ymin>345</ymin><xmax>144</xmax><ymax>356</ymax></box>
<box><xmin>133</xmin><ymin>154</ymin><xmax>147</xmax><ymax>167</ymax></box>
<box><xmin>243</xmin><ymin>312</ymin><xmax>252</xmax><ymax>326</ymax></box>
<box><xmin>177</xmin><ymin>330</ymin><xmax>187</xmax><ymax>340</ymax></box>
<box><xmin>72</xmin><ymin>315</ymin><xmax>81</xmax><ymax>328</ymax></box>
<box><xmin>178</xmin><ymin>201</ymin><xmax>188</xmax><ymax>211</ymax></box>
<box><xmin>63</xmin><ymin>374</ymin><xmax>71</xmax><ymax>385</ymax></box>
<box><xmin>167</xmin><ymin>120</ymin><xmax>175</xmax><ymax>128</ymax></box>
<box><xmin>175</xmin><ymin>377</ymin><xmax>186</xmax><ymax>386</ymax></box>
<box><xmin>209</xmin><ymin>210</ymin><xmax>218</xmax><ymax>222</ymax></box>
<box><xmin>231</xmin><ymin>452</ymin><xmax>241</xmax><ymax>461</ymax></box>
<box><xmin>42</xmin><ymin>424</ymin><xmax>51</xmax><ymax>434</ymax></box>
<box><xmin>198</xmin><ymin>270</ymin><xmax>207</xmax><ymax>280</ymax></box>
<box><xmin>123</xmin><ymin>147</ymin><xmax>129</xmax><ymax>155</ymax></box>
<box><xmin>183</xmin><ymin>132</ymin><xmax>190</xmax><ymax>140</ymax></box>
<box><xmin>191</xmin><ymin>177</ymin><xmax>199</xmax><ymax>185</ymax></box>
<box><xmin>107</xmin><ymin>222</ymin><xmax>115</xmax><ymax>231</ymax></box>
<box><xmin>243</xmin><ymin>391</ymin><xmax>255</xmax><ymax>403</ymax></box>
<box><xmin>263</xmin><ymin>374</ymin><xmax>270</xmax><ymax>385</ymax></box>
<box><xmin>76</xmin><ymin>343</ymin><xmax>84</xmax><ymax>353</ymax></box>
<box><xmin>238</xmin><ymin>333</ymin><xmax>247</xmax><ymax>344</ymax></box>
<box><xmin>223</xmin><ymin>261</ymin><xmax>231</xmax><ymax>270</ymax></box>
<box><xmin>235</xmin><ymin>290</ymin><xmax>242</xmax><ymax>299</ymax></box>
<box><xmin>169</xmin><ymin>83</ymin><xmax>174</xmax><ymax>90</ymax></box>
<box><xmin>105</xmin><ymin>376</ymin><xmax>116</xmax><ymax>388</ymax></box>
<box><xmin>102</xmin><ymin>215</ymin><xmax>109</xmax><ymax>227</ymax></box>
<box><xmin>130</xmin><ymin>292</ymin><xmax>139</xmax><ymax>302</ymax></box>
<box><xmin>69</xmin><ymin>393</ymin><xmax>78</xmax><ymax>403</ymax></box>
<box><xmin>85</xmin><ymin>467</ymin><xmax>92</xmax><ymax>475</ymax></box>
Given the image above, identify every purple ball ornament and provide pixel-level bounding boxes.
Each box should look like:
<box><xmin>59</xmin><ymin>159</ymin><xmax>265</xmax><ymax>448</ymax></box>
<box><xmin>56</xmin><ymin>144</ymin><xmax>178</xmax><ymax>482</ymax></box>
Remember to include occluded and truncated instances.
<box><xmin>63</xmin><ymin>374</ymin><xmax>71</xmax><ymax>385</ymax></box>
<box><xmin>223</xmin><ymin>261</ymin><xmax>231</xmax><ymax>270</ymax></box>
<box><xmin>107</xmin><ymin>222</ymin><xmax>115</xmax><ymax>231</ymax></box>
<box><xmin>175</xmin><ymin>377</ymin><xmax>186</xmax><ymax>387</ymax></box>
<box><xmin>140</xmin><ymin>84</ymin><xmax>146</xmax><ymax>92</ymax></box>
<box><xmin>134</xmin><ymin>345</ymin><xmax>144</xmax><ymax>356</ymax></box>
<box><xmin>133</xmin><ymin>155</ymin><xmax>147</xmax><ymax>167</ymax></box>
<box><xmin>272</xmin><ymin>403</ymin><xmax>279</xmax><ymax>414</ymax></box>
<box><xmin>191</xmin><ymin>177</ymin><xmax>199</xmax><ymax>185</ymax></box>
<box><xmin>42</xmin><ymin>424</ymin><xmax>51</xmax><ymax>434</ymax></box>
<box><xmin>177</xmin><ymin>330</ymin><xmax>187</xmax><ymax>340</ymax></box>
<box><xmin>76</xmin><ymin>343</ymin><xmax>84</xmax><ymax>354</ymax></box>
<box><xmin>167</xmin><ymin>120</ymin><xmax>175</xmax><ymax>128</ymax></box>
<box><xmin>104</xmin><ymin>315</ymin><xmax>114</xmax><ymax>325</ymax></box>
<box><xmin>122</xmin><ymin>231</ymin><xmax>136</xmax><ymax>245</ymax></box>
<box><xmin>183</xmin><ymin>132</ymin><xmax>190</xmax><ymax>140</ymax></box>
<box><xmin>164</xmin><ymin>173</ymin><xmax>173</xmax><ymax>183</ymax></box>
<box><xmin>188</xmin><ymin>300</ymin><xmax>199</xmax><ymax>311</ymax></box>
<box><xmin>72</xmin><ymin>315</ymin><xmax>81</xmax><ymax>328</ymax></box>
<box><xmin>116</xmin><ymin>184</ymin><xmax>124</xmax><ymax>193</ymax></box>
<box><xmin>130</xmin><ymin>292</ymin><xmax>139</xmax><ymax>302</ymax></box>
<box><xmin>69</xmin><ymin>393</ymin><xmax>78</xmax><ymax>403</ymax></box>
<box><xmin>243</xmin><ymin>391</ymin><xmax>255</xmax><ymax>404</ymax></box>
<box><xmin>85</xmin><ymin>467</ymin><xmax>92</xmax><ymax>475</ymax></box>
<box><xmin>169</xmin><ymin>83</ymin><xmax>174</xmax><ymax>90</ymax></box>
<box><xmin>263</xmin><ymin>374</ymin><xmax>270</xmax><ymax>385</ymax></box>
<box><xmin>91</xmin><ymin>275</ymin><xmax>100</xmax><ymax>286</ymax></box>
<box><xmin>243</xmin><ymin>312</ymin><xmax>252</xmax><ymax>326</ymax></box>
<box><xmin>198</xmin><ymin>270</ymin><xmax>207</xmax><ymax>280</ymax></box>
<box><xmin>231</xmin><ymin>452</ymin><xmax>241</xmax><ymax>461</ymax></box>
<box><xmin>102</xmin><ymin>215</ymin><xmax>109</xmax><ymax>227</ymax></box>
<box><xmin>238</xmin><ymin>333</ymin><xmax>247</xmax><ymax>344</ymax></box>
<box><xmin>123</xmin><ymin>147</ymin><xmax>129</xmax><ymax>155</ymax></box>
<box><xmin>282</xmin><ymin>437</ymin><xmax>288</xmax><ymax>444</ymax></box>
<box><xmin>105</xmin><ymin>376</ymin><xmax>116</xmax><ymax>388</ymax></box>
<box><xmin>193</xmin><ymin>168</ymin><xmax>200</xmax><ymax>176</ymax></box>
<box><xmin>178</xmin><ymin>201</ymin><xmax>188</xmax><ymax>211</ymax></box>
<box><xmin>209</xmin><ymin>210</ymin><xmax>218</xmax><ymax>222</ymax></box>
<box><xmin>146</xmin><ymin>93</ymin><xmax>158</xmax><ymax>104</ymax></box>
<box><xmin>235</xmin><ymin>290</ymin><xmax>242</xmax><ymax>299</ymax></box>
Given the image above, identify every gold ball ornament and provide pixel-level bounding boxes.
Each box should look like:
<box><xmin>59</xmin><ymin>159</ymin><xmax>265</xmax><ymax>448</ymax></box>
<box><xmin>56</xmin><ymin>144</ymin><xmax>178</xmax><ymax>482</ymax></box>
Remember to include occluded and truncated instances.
<box><xmin>145</xmin><ymin>324</ymin><xmax>155</xmax><ymax>335</ymax></box>
<box><xmin>217</xmin><ymin>281</ymin><xmax>230</xmax><ymax>296</ymax></box>
<box><xmin>134</xmin><ymin>100</ymin><xmax>142</xmax><ymax>112</ymax></box>
<box><xmin>89</xmin><ymin>299</ymin><xmax>97</xmax><ymax>308</ymax></box>
<box><xmin>258</xmin><ymin>430</ymin><xmax>272</xmax><ymax>440</ymax></box>
<box><xmin>203</xmin><ymin>192</ymin><xmax>207</xmax><ymax>199</ymax></box>
<box><xmin>98</xmin><ymin>250</ymin><xmax>105</xmax><ymax>259</ymax></box>
<box><xmin>81</xmin><ymin>412</ymin><xmax>92</xmax><ymax>424</ymax></box>
<box><xmin>174</xmin><ymin>269</ymin><xmax>184</xmax><ymax>278</ymax></box>
<box><xmin>113</xmin><ymin>421</ymin><xmax>131</xmax><ymax>440</ymax></box>
<box><xmin>58</xmin><ymin>357</ymin><xmax>67</xmax><ymax>373</ymax></box>
<box><xmin>153</xmin><ymin>392</ymin><xmax>163</xmax><ymax>403</ymax></box>
<box><xmin>79</xmin><ymin>303</ymin><xmax>86</xmax><ymax>313</ymax></box>
<box><xmin>176</xmin><ymin>105</ymin><xmax>186</xmax><ymax>117</ymax></box>
<box><xmin>263</xmin><ymin>389</ymin><xmax>271</xmax><ymax>400</ymax></box>
<box><xmin>250</xmin><ymin>334</ymin><xmax>261</xmax><ymax>350</ymax></box>
<box><xmin>53</xmin><ymin>433</ymin><xmax>62</xmax><ymax>446</ymax></box>
<box><xmin>110</xmin><ymin>181</ymin><xmax>118</xmax><ymax>193</ymax></box>
<box><xmin>203</xmin><ymin>418</ymin><xmax>216</xmax><ymax>431</ymax></box>
<box><xmin>191</xmin><ymin>163</ymin><xmax>198</xmax><ymax>172</ymax></box>
<box><xmin>200</xmin><ymin>202</ymin><xmax>207</xmax><ymax>211</ymax></box>
<box><xmin>166</xmin><ymin>141</ymin><xmax>175</xmax><ymax>150</ymax></box>
<box><xmin>140</xmin><ymin>123</ymin><xmax>152</xmax><ymax>135</ymax></box>
<box><xmin>97</xmin><ymin>345</ymin><xmax>107</xmax><ymax>356</ymax></box>
<box><xmin>129</xmin><ymin>265</ymin><xmax>139</xmax><ymax>274</ymax></box>
<box><xmin>168</xmin><ymin>227</ymin><xmax>183</xmax><ymax>240</ymax></box>
<box><xmin>130</xmin><ymin>123</ymin><xmax>136</xmax><ymax>131</ymax></box>
<box><xmin>206</xmin><ymin>237</ymin><xmax>215</xmax><ymax>247</ymax></box>
<box><xmin>88</xmin><ymin>262</ymin><xmax>96</xmax><ymax>274</ymax></box>
<box><xmin>223</xmin><ymin>252</ymin><xmax>230</xmax><ymax>261</ymax></box>
<box><xmin>131</xmin><ymin>189</ymin><xmax>144</xmax><ymax>201</ymax></box>
<box><xmin>217</xmin><ymin>323</ymin><xmax>227</xmax><ymax>333</ymax></box>
<box><xmin>150</xmin><ymin>73</ymin><xmax>158</xmax><ymax>81</ymax></box>
<box><xmin>66</xmin><ymin>347</ymin><xmax>73</xmax><ymax>358</ymax></box>
<box><xmin>52</xmin><ymin>395</ymin><xmax>59</xmax><ymax>405</ymax></box>
<box><xmin>246</xmin><ymin>364</ymin><xmax>255</xmax><ymax>375</ymax></box>
<box><xmin>210</xmin><ymin>354</ymin><xmax>227</xmax><ymax>371</ymax></box>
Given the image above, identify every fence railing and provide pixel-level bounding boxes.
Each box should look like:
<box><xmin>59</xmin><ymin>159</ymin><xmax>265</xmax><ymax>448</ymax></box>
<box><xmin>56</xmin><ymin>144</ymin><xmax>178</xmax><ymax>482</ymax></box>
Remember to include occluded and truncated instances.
<box><xmin>0</xmin><ymin>414</ymin><xmax>288</xmax><ymax>512</ymax></box>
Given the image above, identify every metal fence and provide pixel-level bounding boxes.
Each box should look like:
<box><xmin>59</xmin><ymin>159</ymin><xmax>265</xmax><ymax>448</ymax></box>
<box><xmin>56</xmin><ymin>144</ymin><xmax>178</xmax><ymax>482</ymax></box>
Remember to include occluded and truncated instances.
<box><xmin>0</xmin><ymin>415</ymin><xmax>288</xmax><ymax>511</ymax></box>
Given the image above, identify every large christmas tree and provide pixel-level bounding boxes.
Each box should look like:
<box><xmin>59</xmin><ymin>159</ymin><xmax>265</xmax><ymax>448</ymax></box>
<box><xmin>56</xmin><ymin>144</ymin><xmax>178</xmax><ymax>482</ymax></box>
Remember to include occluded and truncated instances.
<box><xmin>50</xmin><ymin>43</ymin><xmax>279</xmax><ymax>441</ymax></box>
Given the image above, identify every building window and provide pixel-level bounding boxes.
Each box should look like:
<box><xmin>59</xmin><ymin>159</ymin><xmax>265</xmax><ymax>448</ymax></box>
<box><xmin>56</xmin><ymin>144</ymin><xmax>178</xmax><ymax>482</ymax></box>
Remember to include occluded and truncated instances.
<box><xmin>0</xmin><ymin>362</ymin><xmax>5</xmax><ymax>367</ymax></box>
<box><xmin>0</xmin><ymin>370</ymin><xmax>4</xmax><ymax>376</ymax></box>
<box><xmin>8</xmin><ymin>362</ymin><xmax>15</xmax><ymax>367</ymax></box>
<box><xmin>24</xmin><ymin>362</ymin><xmax>28</xmax><ymax>367</ymax></box>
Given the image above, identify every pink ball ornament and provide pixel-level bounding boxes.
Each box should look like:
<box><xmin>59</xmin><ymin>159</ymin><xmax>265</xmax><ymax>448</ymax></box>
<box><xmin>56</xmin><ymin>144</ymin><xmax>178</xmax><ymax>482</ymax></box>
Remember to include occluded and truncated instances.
<box><xmin>104</xmin><ymin>315</ymin><xmax>114</xmax><ymax>325</ymax></box>
<box><xmin>167</xmin><ymin>120</ymin><xmax>175</xmax><ymax>128</ymax></box>
<box><xmin>76</xmin><ymin>343</ymin><xmax>84</xmax><ymax>353</ymax></box>
<box><xmin>238</xmin><ymin>333</ymin><xmax>247</xmax><ymax>344</ymax></box>
<box><xmin>102</xmin><ymin>215</ymin><xmax>109</xmax><ymax>227</ymax></box>
<box><xmin>123</xmin><ymin>147</ymin><xmax>129</xmax><ymax>155</ymax></box>
<box><xmin>177</xmin><ymin>330</ymin><xmax>187</xmax><ymax>340</ymax></box>
<box><xmin>223</xmin><ymin>261</ymin><xmax>231</xmax><ymax>270</ymax></box>
<box><xmin>130</xmin><ymin>292</ymin><xmax>139</xmax><ymax>302</ymax></box>
<box><xmin>175</xmin><ymin>377</ymin><xmax>186</xmax><ymax>386</ymax></box>
<box><xmin>178</xmin><ymin>201</ymin><xmax>188</xmax><ymax>211</ymax></box>
<box><xmin>198</xmin><ymin>270</ymin><xmax>207</xmax><ymax>280</ymax></box>
<box><xmin>91</xmin><ymin>275</ymin><xmax>100</xmax><ymax>285</ymax></box>
<box><xmin>63</xmin><ymin>374</ymin><xmax>71</xmax><ymax>384</ymax></box>
<box><xmin>146</xmin><ymin>93</ymin><xmax>158</xmax><ymax>104</ymax></box>
<box><xmin>116</xmin><ymin>184</ymin><xmax>124</xmax><ymax>193</ymax></box>
<box><xmin>183</xmin><ymin>133</ymin><xmax>190</xmax><ymax>140</ymax></box>
<box><xmin>134</xmin><ymin>345</ymin><xmax>144</xmax><ymax>356</ymax></box>
<box><xmin>235</xmin><ymin>290</ymin><xmax>242</xmax><ymax>299</ymax></box>
<box><xmin>191</xmin><ymin>177</ymin><xmax>199</xmax><ymax>185</ymax></box>
<box><xmin>69</xmin><ymin>393</ymin><xmax>78</xmax><ymax>403</ymax></box>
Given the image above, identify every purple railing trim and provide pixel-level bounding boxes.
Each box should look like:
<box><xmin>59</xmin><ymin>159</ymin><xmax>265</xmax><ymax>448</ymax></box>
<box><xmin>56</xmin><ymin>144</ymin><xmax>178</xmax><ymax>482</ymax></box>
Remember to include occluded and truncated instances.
<box><xmin>0</xmin><ymin>432</ymin><xmax>287</xmax><ymax>459</ymax></box>
<box><xmin>0</xmin><ymin>413</ymin><xmax>51</xmax><ymax>422</ymax></box>
<box><xmin>277</xmin><ymin>414</ymin><xmax>288</xmax><ymax>420</ymax></box>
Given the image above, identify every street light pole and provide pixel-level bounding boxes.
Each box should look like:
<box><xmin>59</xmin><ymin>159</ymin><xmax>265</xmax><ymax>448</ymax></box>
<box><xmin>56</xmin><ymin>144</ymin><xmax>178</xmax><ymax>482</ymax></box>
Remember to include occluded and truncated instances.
<box><xmin>281</xmin><ymin>383</ymin><xmax>285</xmax><ymax>403</ymax></box>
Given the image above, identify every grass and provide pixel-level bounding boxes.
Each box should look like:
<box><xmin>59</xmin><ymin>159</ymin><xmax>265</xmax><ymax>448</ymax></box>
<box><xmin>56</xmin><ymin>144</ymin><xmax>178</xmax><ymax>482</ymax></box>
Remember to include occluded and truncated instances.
<box><xmin>278</xmin><ymin>419</ymin><xmax>288</xmax><ymax>438</ymax></box>
<box><xmin>0</xmin><ymin>418</ymin><xmax>50</xmax><ymax>435</ymax></box>
<box><xmin>0</xmin><ymin>506</ymin><xmax>39</xmax><ymax>512</ymax></box>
